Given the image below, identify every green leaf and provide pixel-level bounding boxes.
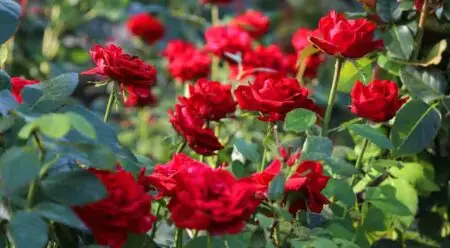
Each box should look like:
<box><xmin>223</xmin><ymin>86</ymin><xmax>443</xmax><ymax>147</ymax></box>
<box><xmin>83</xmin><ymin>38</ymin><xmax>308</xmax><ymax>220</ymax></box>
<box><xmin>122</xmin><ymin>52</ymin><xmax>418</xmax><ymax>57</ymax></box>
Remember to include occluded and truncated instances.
<box><xmin>301</xmin><ymin>136</ymin><xmax>333</xmax><ymax>161</ymax></box>
<box><xmin>0</xmin><ymin>116</ymin><xmax>14</xmax><ymax>132</ymax></box>
<box><xmin>338</xmin><ymin>58</ymin><xmax>372</xmax><ymax>93</ymax></box>
<box><xmin>269</xmin><ymin>172</ymin><xmax>285</xmax><ymax>201</ymax></box>
<box><xmin>0</xmin><ymin>0</ymin><xmax>21</xmax><ymax>44</ymax></box>
<box><xmin>377</xmin><ymin>54</ymin><xmax>403</xmax><ymax>76</ymax></box>
<box><xmin>225</xmin><ymin>234</ymin><xmax>248</xmax><ymax>248</ymax></box>
<box><xmin>444</xmin><ymin>0</ymin><xmax>450</xmax><ymax>20</ymax></box>
<box><xmin>327</xmin><ymin>222</ymin><xmax>354</xmax><ymax>241</ymax></box>
<box><xmin>348</xmin><ymin>124</ymin><xmax>394</xmax><ymax>149</ymax></box>
<box><xmin>234</xmin><ymin>138</ymin><xmax>260</xmax><ymax>162</ymax></box>
<box><xmin>250</xmin><ymin>228</ymin><xmax>266</xmax><ymax>248</ymax></box>
<box><xmin>123</xmin><ymin>233</ymin><xmax>158</xmax><ymax>248</ymax></box>
<box><xmin>284</xmin><ymin>109</ymin><xmax>317</xmax><ymax>133</ymax></box>
<box><xmin>323</xmin><ymin>179</ymin><xmax>355</xmax><ymax>207</ymax></box>
<box><xmin>66</xmin><ymin>112</ymin><xmax>96</xmax><ymax>139</ymax></box>
<box><xmin>366</xmin><ymin>185</ymin><xmax>412</xmax><ymax>216</ymax></box>
<box><xmin>41</xmin><ymin>170</ymin><xmax>107</xmax><ymax>206</ymax></box>
<box><xmin>376</xmin><ymin>0</ymin><xmax>399</xmax><ymax>22</ymax></box>
<box><xmin>35</xmin><ymin>114</ymin><xmax>72</xmax><ymax>139</ymax></box>
<box><xmin>7</xmin><ymin>211</ymin><xmax>48</xmax><ymax>248</ymax></box>
<box><xmin>34</xmin><ymin>202</ymin><xmax>86</xmax><ymax>230</ymax></box>
<box><xmin>0</xmin><ymin>70</ymin><xmax>11</xmax><ymax>91</ymax></box>
<box><xmin>32</xmin><ymin>73</ymin><xmax>78</xmax><ymax>107</ymax></box>
<box><xmin>185</xmin><ymin>236</ymin><xmax>225</xmax><ymax>248</ymax></box>
<box><xmin>86</xmin><ymin>145</ymin><xmax>116</xmax><ymax>170</ymax></box>
<box><xmin>385</xmin><ymin>25</ymin><xmax>414</xmax><ymax>60</ymax></box>
<box><xmin>256</xmin><ymin>214</ymin><xmax>272</xmax><ymax>229</ymax></box>
<box><xmin>400</xmin><ymin>66</ymin><xmax>447</xmax><ymax>102</ymax></box>
<box><xmin>390</xmin><ymin>100</ymin><xmax>441</xmax><ymax>156</ymax></box>
<box><xmin>324</xmin><ymin>157</ymin><xmax>358</xmax><ymax>177</ymax></box>
<box><xmin>0</xmin><ymin>90</ymin><xmax>18</xmax><ymax>116</ymax></box>
<box><xmin>0</xmin><ymin>146</ymin><xmax>40</xmax><ymax>194</ymax></box>
<box><xmin>389</xmin><ymin>162</ymin><xmax>439</xmax><ymax>196</ymax></box>
<box><xmin>0</xmin><ymin>45</ymin><xmax>7</xmax><ymax>67</ymax></box>
<box><xmin>384</xmin><ymin>178</ymin><xmax>418</xmax><ymax>228</ymax></box>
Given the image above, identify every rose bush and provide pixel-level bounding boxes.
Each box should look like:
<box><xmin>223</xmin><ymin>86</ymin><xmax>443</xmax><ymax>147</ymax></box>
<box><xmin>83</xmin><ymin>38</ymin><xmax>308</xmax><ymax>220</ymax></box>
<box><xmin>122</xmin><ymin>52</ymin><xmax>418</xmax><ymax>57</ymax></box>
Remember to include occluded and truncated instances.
<box><xmin>1</xmin><ymin>0</ymin><xmax>450</xmax><ymax>248</ymax></box>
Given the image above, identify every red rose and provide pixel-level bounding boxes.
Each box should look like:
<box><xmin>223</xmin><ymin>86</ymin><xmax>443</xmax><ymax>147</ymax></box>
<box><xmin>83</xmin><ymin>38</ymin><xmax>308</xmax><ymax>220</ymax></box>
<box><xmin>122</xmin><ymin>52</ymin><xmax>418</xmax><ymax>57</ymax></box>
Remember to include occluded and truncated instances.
<box><xmin>10</xmin><ymin>77</ymin><xmax>40</xmax><ymax>104</ymax></box>
<box><xmin>126</xmin><ymin>13</ymin><xmax>165</xmax><ymax>45</ymax></box>
<box><xmin>309</xmin><ymin>11</ymin><xmax>383</xmax><ymax>58</ymax></box>
<box><xmin>416</xmin><ymin>0</ymin><xmax>424</xmax><ymax>10</ymax></box>
<box><xmin>122</xmin><ymin>85</ymin><xmax>157</xmax><ymax>108</ymax></box>
<box><xmin>231</xmin><ymin>10</ymin><xmax>270</xmax><ymax>39</ymax></box>
<box><xmin>234</xmin><ymin>75</ymin><xmax>318</xmax><ymax>122</ymax></box>
<box><xmin>167</xmin><ymin>48</ymin><xmax>211</xmax><ymax>82</ymax></box>
<box><xmin>292</xmin><ymin>28</ymin><xmax>320</xmax><ymax>52</ymax></box>
<box><xmin>139</xmin><ymin>153</ymin><xmax>207</xmax><ymax>199</ymax></box>
<box><xmin>204</xmin><ymin>26</ymin><xmax>252</xmax><ymax>61</ymax></box>
<box><xmin>82</xmin><ymin>44</ymin><xmax>157</xmax><ymax>95</ymax></box>
<box><xmin>73</xmin><ymin>168</ymin><xmax>155</xmax><ymax>248</ymax></box>
<box><xmin>350</xmin><ymin>80</ymin><xmax>407</xmax><ymax>122</ymax></box>
<box><xmin>285</xmin><ymin>161</ymin><xmax>330</xmax><ymax>214</ymax></box>
<box><xmin>230</xmin><ymin>45</ymin><xmax>287</xmax><ymax>79</ymax></box>
<box><xmin>182</xmin><ymin>79</ymin><xmax>236</xmax><ymax>121</ymax></box>
<box><xmin>167</xmin><ymin>155</ymin><xmax>261</xmax><ymax>234</ymax></box>
<box><xmin>250</xmin><ymin>159</ymin><xmax>330</xmax><ymax>214</ymax></box>
<box><xmin>169</xmin><ymin>102</ymin><xmax>223</xmax><ymax>155</ymax></box>
<box><xmin>163</xmin><ymin>40</ymin><xmax>196</xmax><ymax>62</ymax></box>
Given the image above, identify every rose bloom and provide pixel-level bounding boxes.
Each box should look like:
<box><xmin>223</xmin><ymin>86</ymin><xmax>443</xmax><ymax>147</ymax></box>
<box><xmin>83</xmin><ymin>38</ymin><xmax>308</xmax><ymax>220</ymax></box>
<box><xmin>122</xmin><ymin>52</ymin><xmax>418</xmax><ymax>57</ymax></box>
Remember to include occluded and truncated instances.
<box><xmin>167</xmin><ymin>48</ymin><xmax>211</xmax><ymax>82</ymax></box>
<box><xmin>82</xmin><ymin>44</ymin><xmax>157</xmax><ymax>96</ymax></box>
<box><xmin>309</xmin><ymin>11</ymin><xmax>383</xmax><ymax>58</ymax></box>
<box><xmin>250</xmin><ymin>159</ymin><xmax>330</xmax><ymax>214</ymax></box>
<box><xmin>231</xmin><ymin>10</ymin><xmax>270</xmax><ymax>39</ymax></box>
<box><xmin>122</xmin><ymin>85</ymin><xmax>157</xmax><ymax>108</ymax></box>
<box><xmin>163</xmin><ymin>40</ymin><xmax>196</xmax><ymax>61</ymax></box>
<box><xmin>169</xmin><ymin>102</ymin><xmax>223</xmax><ymax>155</ymax></box>
<box><xmin>10</xmin><ymin>77</ymin><xmax>40</xmax><ymax>103</ymax></box>
<box><xmin>292</xmin><ymin>28</ymin><xmax>320</xmax><ymax>52</ymax></box>
<box><xmin>204</xmin><ymin>25</ymin><xmax>252</xmax><ymax>61</ymax></box>
<box><xmin>126</xmin><ymin>13</ymin><xmax>165</xmax><ymax>45</ymax></box>
<box><xmin>234</xmin><ymin>75</ymin><xmax>318</xmax><ymax>122</ymax></box>
<box><xmin>350</xmin><ymin>80</ymin><xmax>407</xmax><ymax>122</ymax></box>
<box><xmin>230</xmin><ymin>45</ymin><xmax>287</xmax><ymax>79</ymax></box>
<box><xmin>138</xmin><ymin>153</ymin><xmax>207</xmax><ymax>199</ymax></box>
<box><xmin>181</xmin><ymin>79</ymin><xmax>236</xmax><ymax>121</ymax></box>
<box><xmin>73</xmin><ymin>168</ymin><xmax>155</xmax><ymax>248</ymax></box>
<box><xmin>165</xmin><ymin>154</ymin><xmax>261</xmax><ymax>234</ymax></box>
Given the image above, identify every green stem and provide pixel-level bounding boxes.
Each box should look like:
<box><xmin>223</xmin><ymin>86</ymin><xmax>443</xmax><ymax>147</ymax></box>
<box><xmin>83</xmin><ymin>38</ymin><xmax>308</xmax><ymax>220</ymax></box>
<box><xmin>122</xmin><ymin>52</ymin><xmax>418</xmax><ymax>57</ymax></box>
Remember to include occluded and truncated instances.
<box><xmin>175</xmin><ymin>228</ymin><xmax>183</xmax><ymax>248</ymax></box>
<box><xmin>150</xmin><ymin>203</ymin><xmax>162</xmax><ymax>239</ymax></box>
<box><xmin>207</xmin><ymin>234</ymin><xmax>213</xmax><ymax>248</ymax></box>
<box><xmin>351</xmin><ymin>139</ymin><xmax>370</xmax><ymax>187</ymax></box>
<box><xmin>26</xmin><ymin>132</ymin><xmax>45</xmax><ymax>209</ymax></box>
<box><xmin>211</xmin><ymin>5</ymin><xmax>219</xmax><ymax>25</ymax></box>
<box><xmin>322</xmin><ymin>58</ymin><xmax>344</xmax><ymax>136</ymax></box>
<box><xmin>412</xmin><ymin>0</ymin><xmax>429</xmax><ymax>60</ymax></box>
<box><xmin>176</xmin><ymin>141</ymin><xmax>187</xmax><ymax>154</ymax></box>
<box><xmin>103</xmin><ymin>83</ymin><xmax>116</xmax><ymax>123</ymax></box>
<box><xmin>260</xmin><ymin>124</ymin><xmax>273</xmax><ymax>172</ymax></box>
<box><xmin>210</xmin><ymin>5</ymin><xmax>220</xmax><ymax>81</ymax></box>
<box><xmin>213</xmin><ymin>122</ymin><xmax>221</xmax><ymax>168</ymax></box>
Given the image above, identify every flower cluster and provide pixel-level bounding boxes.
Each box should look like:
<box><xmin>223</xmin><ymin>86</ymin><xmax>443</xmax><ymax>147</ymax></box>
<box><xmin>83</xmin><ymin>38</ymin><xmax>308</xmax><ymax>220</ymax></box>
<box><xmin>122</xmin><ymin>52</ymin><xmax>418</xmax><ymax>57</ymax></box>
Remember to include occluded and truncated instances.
<box><xmin>163</xmin><ymin>40</ymin><xmax>211</xmax><ymax>82</ymax></box>
<box><xmin>169</xmin><ymin>79</ymin><xmax>236</xmax><ymax>155</ymax></box>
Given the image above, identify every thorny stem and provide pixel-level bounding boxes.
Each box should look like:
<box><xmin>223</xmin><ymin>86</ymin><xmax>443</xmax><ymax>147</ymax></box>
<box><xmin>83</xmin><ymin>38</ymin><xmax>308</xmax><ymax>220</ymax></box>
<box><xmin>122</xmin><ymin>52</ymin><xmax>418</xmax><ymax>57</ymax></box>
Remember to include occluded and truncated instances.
<box><xmin>412</xmin><ymin>0</ymin><xmax>429</xmax><ymax>60</ymax></box>
<box><xmin>322</xmin><ymin>58</ymin><xmax>344</xmax><ymax>136</ymax></box>
<box><xmin>176</xmin><ymin>141</ymin><xmax>187</xmax><ymax>154</ymax></box>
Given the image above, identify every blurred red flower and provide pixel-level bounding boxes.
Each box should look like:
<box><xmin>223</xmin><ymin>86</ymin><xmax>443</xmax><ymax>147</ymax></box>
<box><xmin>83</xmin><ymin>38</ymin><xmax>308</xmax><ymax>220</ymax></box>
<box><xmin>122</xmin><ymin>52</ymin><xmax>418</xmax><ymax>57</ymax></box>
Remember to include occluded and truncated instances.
<box><xmin>350</xmin><ymin>80</ymin><xmax>408</xmax><ymax>122</ymax></box>
<box><xmin>10</xmin><ymin>77</ymin><xmax>39</xmax><ymax>104</ymax></box>
<box><xmin>126</xmin><ymin>13</ymin><xmax>165</xmax><ymax>45</ymax></box>
<box><xmin>122</xmin><ymin>85</ymin><xmax>157</xmax><ymax>108</ymax></box>
<box><xmin>73</xmin><ymin>168</ymin><xmax>155</xmax><ymax>248</ymax></box>
<box><xmin>205</xmin><ymin>25</ymin><xmax>252</xmax><ymax>61</ymax></box>
<box><xmin>309</xmin><ymin>11</ymin><xmax>383</xmax><ymax>58</ymax></box>
<box><xmin>231</xmin><ymin>10</ymin><xmax>270</xmax><ymax>39</ymax></box>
